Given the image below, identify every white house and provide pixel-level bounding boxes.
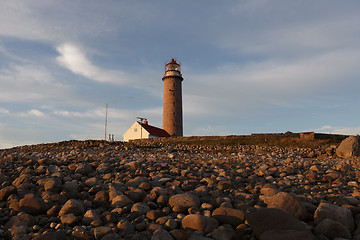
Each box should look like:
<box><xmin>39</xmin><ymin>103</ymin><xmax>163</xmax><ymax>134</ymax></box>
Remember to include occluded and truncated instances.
<box><xmin>123</xmin><ymin>120</ymin><xmax>170</xmax><ymax>142</ymax></box>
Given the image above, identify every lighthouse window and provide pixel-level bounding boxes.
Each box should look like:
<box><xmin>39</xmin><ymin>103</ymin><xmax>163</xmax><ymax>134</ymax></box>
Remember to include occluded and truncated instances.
<box><xmin>173</xmin><ymin>102</ymin><xmax>175</xmax><ymax>106</ymax></box>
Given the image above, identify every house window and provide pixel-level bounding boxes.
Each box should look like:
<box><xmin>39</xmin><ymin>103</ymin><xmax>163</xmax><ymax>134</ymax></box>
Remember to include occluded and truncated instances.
<box><xmin>134</xmin><ymin>128</ymin><xmax>137</xmax><ymax>132</ymax></box>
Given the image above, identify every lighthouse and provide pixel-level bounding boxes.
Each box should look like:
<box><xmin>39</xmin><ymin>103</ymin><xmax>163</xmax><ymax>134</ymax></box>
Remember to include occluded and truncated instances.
<box><xmin>162</xmin><ymin>58</ymin><xmax>183</xmax><ymax>137</ymax></box>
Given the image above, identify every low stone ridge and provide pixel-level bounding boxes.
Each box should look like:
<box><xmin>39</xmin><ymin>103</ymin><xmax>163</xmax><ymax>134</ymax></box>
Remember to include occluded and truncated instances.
<box><xmin>0</xmin><ymin>139</ymin><xmax>360</xmax><ymax>239</ymax></box>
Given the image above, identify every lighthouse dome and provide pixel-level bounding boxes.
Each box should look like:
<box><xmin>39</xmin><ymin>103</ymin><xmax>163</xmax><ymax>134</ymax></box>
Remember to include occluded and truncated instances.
<box><xmin>164</xmin><ymin>58</ymin><xmax>182</xmax><ymax>78</ymax></box>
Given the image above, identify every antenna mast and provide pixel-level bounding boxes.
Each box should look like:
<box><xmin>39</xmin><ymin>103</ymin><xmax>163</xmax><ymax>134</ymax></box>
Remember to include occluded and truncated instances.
<box><xmin>105</xmin><ymin>103</ymin><xmax>108</xmax><ymax>141</ymax></box>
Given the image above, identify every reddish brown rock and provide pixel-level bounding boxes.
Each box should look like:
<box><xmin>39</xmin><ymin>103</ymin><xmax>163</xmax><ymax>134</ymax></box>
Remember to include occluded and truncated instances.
<box><xmin>111</xmin><ymin>194</ymin><xmax>133</xmax><ymax>207</ymax></box>
<box><xmin>60</xmin><ymin>213</ymin><xmax>78</xmax><ymax>226</ymax></box>
<box><xmin>19</xmin><ymin>194</ymin><xmax>48</xmax><ymax>215</ymax></box>
<box><xmin>336</xmin><ymin>136</ymin><xmax>360</xmax><ymax>158</ymax></box>
<box><xmin>94</xmin><ymin>190</ymin><xmax>109</xmax><ymax>207</ymax></box>
<box><xmin>58</xmin><ymin>199</ymin><xmax>84</xmax><ymax>216</ymax></box>
<box><xmin>212</xmin><ymin>207</ymin><xmax>245</xmax><ymax>227</ymax></box>
<box><xmin>169</xmin><ymin>193</ymin><xmax>200</xmax><ymax>213</ymax></box>
<box><xmin>0</xmin><ymin>186</ymin><xmax>17</xmax><ymax>201</ymax></box>
<box><xmin>261</xmin><ymin>192</ymin><xmax>307</xmax><ymax>220</ymax></box>
<box><xmin>94</xmin><ymin>226</ymin><xmax>113</xmax><ymax>240</ymax></box>
<box><xmin>181</xmin><ymin>214</ymin><xmax>218</xmax><ymax>234</ymax></box>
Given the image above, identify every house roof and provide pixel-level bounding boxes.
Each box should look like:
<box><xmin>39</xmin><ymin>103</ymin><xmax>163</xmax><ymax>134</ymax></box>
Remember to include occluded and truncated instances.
<box><xmin>140</xmin><ymin>123</ymin><xmax>170</xmax><ymax>138</ymax></box>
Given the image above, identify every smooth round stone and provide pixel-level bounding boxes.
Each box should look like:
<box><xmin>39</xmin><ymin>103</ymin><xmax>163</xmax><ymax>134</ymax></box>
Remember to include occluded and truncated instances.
<box><xmin>181</xmin><ymin>214</ymin><xmax>218</xmax><ymax>234</ymax></box>
<box><xmin>169</xmin><ymin>194</ymin><xmax>200</xmax><ymax>213</ymax></box>
<box><xmin>131</xmin><ymin>202</ymin><xmax>150</xmax><ymax>215</ymax></box>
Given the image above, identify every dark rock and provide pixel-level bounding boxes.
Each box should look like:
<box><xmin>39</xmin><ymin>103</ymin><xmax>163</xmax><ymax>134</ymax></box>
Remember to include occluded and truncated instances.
<box><xmin>212</xmin><ymin>227</ymin><xmax>237</xmax><ymax>240</ymax></box>
<box><xmin>117</xmin><ymin>220</ymin><xmax>135</xmax><ymax>237</ymax></box>
<box><xmin>131</xmin><ymin>202</ymin><xmax>150</xmax><ymax>215</ymax></box>
<box><xmin>245</xmin><ymin>208</ymin><xmax>308</xmax><ymax>238</ymax></box>
<box><xmin>259</xmin><ymin>229</ymin><xmax>318</xmax><ymax>240</ymax></box>
<box><xmin>126</xmin><ymin>188</ymin><xmax>147</xmax><ymax>202</ymax></box>
<box><xmin>170</xmin><ymin>229</ymin><xmax>188</xmax><ymax>240</ymax></box>
<box><xmin>32</xmin><ymin>230</ymin><xmax>69</xmax><ymax>240</ymax></box>
<box><xmin>314</xmin><ymin>218</ymin><xmax>351</xmax><ymax>240</ymax></box>
<box><xmin>314</xmin><ymin>202</ymin><xmax>354</xmax><ymax>231</ymax></box>
<box><xmin>212</xmin><ymin>207</ymin><xmax>245</xmax><ymax>227</ymax></box>
<box><xmin>151</xmin><ymin>229</ymin><xmax>174</xmax><ymax>240</ymax></box>
<box><xmin>0</xmin><ymin>186</ymin><xmax>17</xmax><ymax>201</ymax></box>
<box><xmin>71</xmin><ymin>226</ymin><xmax>92</xmax><ymax>240</ymax></box>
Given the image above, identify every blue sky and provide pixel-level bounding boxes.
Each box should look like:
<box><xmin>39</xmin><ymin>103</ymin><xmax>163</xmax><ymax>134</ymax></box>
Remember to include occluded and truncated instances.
<box><xmin>1</xmin><ymin>0</ymin><xmax>360</xmax><ymax>148</ymax></box>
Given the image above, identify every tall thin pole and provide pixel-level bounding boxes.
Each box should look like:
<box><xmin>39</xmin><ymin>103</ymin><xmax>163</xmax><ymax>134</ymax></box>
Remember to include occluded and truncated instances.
<box><xmin>105</xmin><ymin>103</ymin><xmax>108</xmax><ymax>141</ymax></box>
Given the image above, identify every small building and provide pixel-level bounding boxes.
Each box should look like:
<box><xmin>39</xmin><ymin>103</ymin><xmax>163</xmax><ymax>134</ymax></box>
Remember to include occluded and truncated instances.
<box><xmin>123</xmin><ymin>119</ymin><xmax>170</xmax><ymax>142</ymax></box>
<box><xmin>300</xmin><ymin>131</ymin><xmax>315</xmax><ymax>140</ymax></box>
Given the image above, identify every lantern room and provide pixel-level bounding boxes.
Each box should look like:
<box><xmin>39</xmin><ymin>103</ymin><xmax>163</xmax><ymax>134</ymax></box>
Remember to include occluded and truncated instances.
<box><xmin>164</xmin><ymin>58</ymin><xmax>182</xmax><ymax>78</ymax></box>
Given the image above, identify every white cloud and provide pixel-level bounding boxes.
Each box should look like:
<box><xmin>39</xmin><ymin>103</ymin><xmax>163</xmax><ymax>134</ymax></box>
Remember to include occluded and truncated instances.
<box><xmin>18</xmin><ymin>109</ymin><xmax>48</xmax><ymax>119</ymax></box>
<box><xmin>317</xmin><ymin>125</ymin><xmax>360</xmax><ymax>135</ymax></box>
<box><xmin>184</xmin><ymin>47</ymin><xmax>360</xmax><ymax>117</ymax></box>
<box><xmin>56</xmin><ymin>43</ymin><xmax>130</xmax><ymax>85</ymax></box>
<box><xmin>0</xmin><ymin>64</ymin><xmax>70</xmax><ymax>102</ymax></box>
<box><xmin>53</xmin><ymin>106</ymin><xmax>162</xmax><ymax>122</ymax></box>
<box><xmin>0</xmin><ymin>1</ymin><xmax>116</xmax><ymax>43</ymax></box>
<box><xmin>0</xmin><ymin>108</ymin><xmax>9</xmax><ymax>114</ymax></box>
<box><xmin>224</xmin><ymin>1</ymin><xmax>360</xmax><ymax>58</ymax></box>
<box><xmin>54</xmin><ymin>107</ymin><xmax>128</xmax><ymax>120</ymax></box>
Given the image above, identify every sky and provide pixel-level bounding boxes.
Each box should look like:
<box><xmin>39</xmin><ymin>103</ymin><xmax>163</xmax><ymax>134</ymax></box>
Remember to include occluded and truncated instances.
<box><xmin>1</xmin><ymin>0</ymin><xmax>360</xmax><ymax>148</ymax></box>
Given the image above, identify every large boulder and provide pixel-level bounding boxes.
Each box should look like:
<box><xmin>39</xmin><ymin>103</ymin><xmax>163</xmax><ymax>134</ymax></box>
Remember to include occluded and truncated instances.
<box><xmin>336</xmin><ymin>136</ymin><xmax>360</xmax><ymax>158</ymax></box>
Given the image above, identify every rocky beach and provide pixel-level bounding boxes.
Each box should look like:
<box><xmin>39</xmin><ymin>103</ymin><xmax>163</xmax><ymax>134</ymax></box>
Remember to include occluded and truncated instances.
<box><xmin>1</xmin><ymin>137</ymin><xmax>360</xmax><ymax>240</ymax></box>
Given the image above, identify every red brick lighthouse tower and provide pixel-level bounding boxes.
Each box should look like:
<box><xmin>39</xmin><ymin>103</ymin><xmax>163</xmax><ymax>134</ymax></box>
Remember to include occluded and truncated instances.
<box><xmin>162</xmin><ymin>58</ymin><xmax>183</xmax><ymax>136</ymax></box>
